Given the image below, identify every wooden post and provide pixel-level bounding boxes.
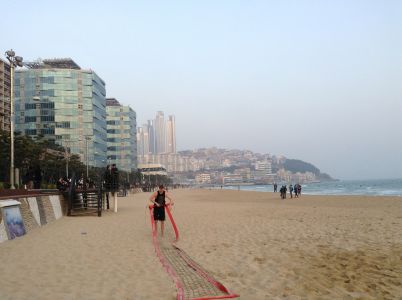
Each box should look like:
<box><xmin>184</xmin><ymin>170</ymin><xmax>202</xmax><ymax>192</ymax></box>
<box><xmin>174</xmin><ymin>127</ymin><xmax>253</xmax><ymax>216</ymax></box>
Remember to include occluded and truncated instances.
<box><xmin>114</xmin><ymin>192</ymin><xmax>117</xmax><ymax>212</ymax></box>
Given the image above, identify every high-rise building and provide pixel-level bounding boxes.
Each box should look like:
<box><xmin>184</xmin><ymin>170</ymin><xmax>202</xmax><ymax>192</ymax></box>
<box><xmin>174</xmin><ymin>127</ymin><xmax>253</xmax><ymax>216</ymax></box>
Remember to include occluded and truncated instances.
<box><xmin>14</xmin><ymin>58</ymin><xmax>107</xmax><ymax>167</ymax></box>
<box><xmin>106</xmin><ymin>98</ymin><xmax>137</xmax><ymax>172</ymax></box>
<box><xmin>137</xmin><ymin>123</ymin><xmax>150</xmax><ymax>157</ymax></box>
<box><xmin>166</xmin><ymin>115</ymin><xmax>176</xmax><ymax>154</ymax></box>
<box><xmin>154</xmin><ymin>111</ymin><xmax>165</xmax><ymax>154</ymax></box>
<box><xmin>136</xmin><ymin>127</ymin><xmax>144</xmax><ymax>157</ymax></box>
<box><xmin>137</xmin><ymin>111</ymin><xmax>177</xmax><ymax>168</ymax></box>
<box><xmin>0</xmin><ymin>58</ymin><xmax>11</xmax><ymax>131</ymax></box>
<box><xmin>147</xmin><ymin>120</ymin><xmax>155</xmax><ymax>154</ymax></box>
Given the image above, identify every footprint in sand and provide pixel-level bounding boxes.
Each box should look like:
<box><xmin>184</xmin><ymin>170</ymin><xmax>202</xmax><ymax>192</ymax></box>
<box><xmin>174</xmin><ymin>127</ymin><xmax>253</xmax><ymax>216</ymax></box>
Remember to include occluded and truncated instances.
<box><xmin>254</xmin><ymin>257</ymin><xmax>266</xmax><ymax>264</ymax></box>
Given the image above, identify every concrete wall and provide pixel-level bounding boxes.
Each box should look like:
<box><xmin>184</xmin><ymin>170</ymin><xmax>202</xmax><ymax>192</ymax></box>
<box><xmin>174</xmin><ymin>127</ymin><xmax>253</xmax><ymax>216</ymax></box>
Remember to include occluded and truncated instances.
<box><xmin>0</xmin><ymin>194</ymin><xmax>67</xmax><ymax>243</ymax></box>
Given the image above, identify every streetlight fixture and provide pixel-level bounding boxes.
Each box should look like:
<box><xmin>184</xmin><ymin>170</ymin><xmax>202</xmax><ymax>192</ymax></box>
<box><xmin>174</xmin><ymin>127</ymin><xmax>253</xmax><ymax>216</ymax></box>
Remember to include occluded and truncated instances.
<box><xmin>85</xmin><ymin>136</ymin><xmax>91</xmax><ymax>178</ymax></box>
<box><xmin>63</xmin><ymin>140</ymin><xmax>73</xmax><ymax>179</ymax></box>
<box><xmin>5</xmin><ymin>49</ymin><xmax>23</xmax><ymax>189</ymax></box>
<box><xmin>0</xmin><ymin>112</ymin><xmax>4</xmax><ymax>131</ymax></box>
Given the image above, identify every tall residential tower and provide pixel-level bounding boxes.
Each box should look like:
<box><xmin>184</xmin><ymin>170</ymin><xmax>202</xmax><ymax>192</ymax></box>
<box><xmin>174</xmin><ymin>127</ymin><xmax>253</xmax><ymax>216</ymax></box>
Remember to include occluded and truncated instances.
<box><xmin>166</xmin><ymin>115</ymin><xmax>176</xmax><ymax>154</ymax></box>
<box><xmin>154</xmin><ymin>111</ymin><xmax>165</xmax><ymax>154</ymax></box>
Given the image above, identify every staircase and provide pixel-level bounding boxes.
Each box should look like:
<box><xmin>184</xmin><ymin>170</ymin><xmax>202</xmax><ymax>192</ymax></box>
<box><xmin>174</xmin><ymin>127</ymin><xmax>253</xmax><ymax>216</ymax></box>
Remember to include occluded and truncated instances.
<box><xmin>67</xmin><ymin>174</ymin><xmax>102</xmax><ymax>217</ymax></box>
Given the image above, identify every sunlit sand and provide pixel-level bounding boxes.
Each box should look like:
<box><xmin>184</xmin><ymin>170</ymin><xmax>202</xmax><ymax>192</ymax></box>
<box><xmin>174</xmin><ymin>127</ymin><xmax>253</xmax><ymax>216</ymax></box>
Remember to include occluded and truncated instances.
<box><xmin>0</xmin><ymin>189</ymin><xmax>401</xmax><ymax>299</ymax></box>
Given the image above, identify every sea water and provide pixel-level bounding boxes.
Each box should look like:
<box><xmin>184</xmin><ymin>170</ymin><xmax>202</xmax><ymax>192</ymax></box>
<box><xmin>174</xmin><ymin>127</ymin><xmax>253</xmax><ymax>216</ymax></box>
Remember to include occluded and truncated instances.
<box><xmin>223</xmin><ymin>179</ymin><xmax>402</xmax><ymax>196</ymax></box>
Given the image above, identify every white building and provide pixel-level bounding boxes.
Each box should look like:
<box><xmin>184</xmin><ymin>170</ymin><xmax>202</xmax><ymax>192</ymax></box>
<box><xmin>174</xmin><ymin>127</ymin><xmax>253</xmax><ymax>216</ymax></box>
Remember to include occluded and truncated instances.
<box><xmin>195</xmin><ymin>173</ymin><xmax>211</xmax><ymax>184</ymax></box>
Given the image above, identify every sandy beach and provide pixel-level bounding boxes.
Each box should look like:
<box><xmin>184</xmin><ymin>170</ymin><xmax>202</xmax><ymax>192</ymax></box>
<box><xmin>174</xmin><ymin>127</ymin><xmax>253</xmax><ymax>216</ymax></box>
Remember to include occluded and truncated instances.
<box><xmin>1</xmin><ymin>189</ymin><xmax>401</xmax><ymax>299</ymax></box>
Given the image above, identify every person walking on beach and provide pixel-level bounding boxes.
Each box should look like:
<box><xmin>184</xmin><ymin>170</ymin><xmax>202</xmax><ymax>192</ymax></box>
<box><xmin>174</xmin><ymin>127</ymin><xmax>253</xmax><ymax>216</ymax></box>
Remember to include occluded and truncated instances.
<box><xmin>297</xmin><ymin>184</ymin><xmax>302</xmax><ymax>197</ymax></box>
<box><xmin>294</xmin><ymin>184</ymin><xmax>298</xmax><ymax>198</ymax></box>
<box><xmin>280</xmin><ymin>185</ymin><xmax>287</xmax><ymax>199</ymax></box>
<box><xmin>149</xmin><ymin>185</ymin><xmax>175</xmax><ymax>237</ymax></box>
<box><xmin>273</xmin><ymin>183</ymin><xmax>277</xmax><ymax>192</ymax></box>
<box><xmin>103</xmin><ymin>165</ymin><xmax>111</xmax><ymax>209</ymax></box>
<box><xmin>289</xmin><ymin>184</ymin><xmax>293</xmax><ymax>198</ymax></box>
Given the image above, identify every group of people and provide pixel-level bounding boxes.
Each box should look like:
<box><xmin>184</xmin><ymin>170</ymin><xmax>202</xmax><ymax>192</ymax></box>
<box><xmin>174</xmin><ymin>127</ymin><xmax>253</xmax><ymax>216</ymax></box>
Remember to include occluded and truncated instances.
<box><xmin>56</xmin><ymin>175</ymin><xmax>96</xmax><ymax>192</ymax></box>
<box><xmin>103</xmin><ymin>164</ymin><xmax>119</xmax><ymax>192</ymax></box>
<box><xmin>274</xmin><ymin>183</ymin><xmax>302</xmax><ymax>199</ymax></box>
<box><xmin>56</xmin><ymin>164</ymin><xmax>120</xmax><ymax>193</ymax></box>
<box><xmin>24</xmin><ymin>166</ymin><xmax>42</xmax><ymax>189</ymax></box>
<box><xmin>56</xmin><ymin>177</ymin><xmax>71</xmax><ymax>191</ymax></box>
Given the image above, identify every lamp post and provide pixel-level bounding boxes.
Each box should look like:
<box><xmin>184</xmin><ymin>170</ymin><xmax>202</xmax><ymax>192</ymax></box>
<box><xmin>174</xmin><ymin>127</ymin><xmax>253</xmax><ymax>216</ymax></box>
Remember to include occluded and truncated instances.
<box><xmin>63</xmin><ymin>140</ymin><xmax>71</xmax><ymax>179</ymax></box>
<box><xmin>85</xmin><ymin>136</ymin><xmax>91</xmax><ymax>178</ymax></box>
<box><xmin>0</xmin><ymin>112</ymin><xmax>4</xmax><ymax>130</ymax></box>
<box><xmin>5</xmin><ymin>49</ymin><xmax>23</xmax><ymax>189</ymax></box>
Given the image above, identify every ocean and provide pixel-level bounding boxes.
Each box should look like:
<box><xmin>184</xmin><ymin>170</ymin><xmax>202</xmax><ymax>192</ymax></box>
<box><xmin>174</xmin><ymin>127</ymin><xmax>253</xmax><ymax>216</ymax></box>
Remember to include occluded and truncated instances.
<box><xmin>222</xmin><ymin>179</ymin><xmax>402</xmax><ymax>196</ymax></box>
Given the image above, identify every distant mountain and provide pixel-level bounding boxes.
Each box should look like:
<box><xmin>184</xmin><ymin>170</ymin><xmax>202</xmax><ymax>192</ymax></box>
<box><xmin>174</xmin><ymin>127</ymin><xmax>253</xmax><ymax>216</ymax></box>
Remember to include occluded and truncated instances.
<box><xmin>283</xmin><ymin>159</ymin><xmax>320</xmax><ymax>174</ymax></box>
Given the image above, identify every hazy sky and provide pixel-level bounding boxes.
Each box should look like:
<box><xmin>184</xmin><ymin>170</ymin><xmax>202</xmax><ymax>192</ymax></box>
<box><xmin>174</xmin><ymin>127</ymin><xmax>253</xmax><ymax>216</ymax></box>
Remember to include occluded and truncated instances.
<box><xmin>1</xmin><ymin>0</ymin><xmax>401</xmax><ymax>180</ymax></box>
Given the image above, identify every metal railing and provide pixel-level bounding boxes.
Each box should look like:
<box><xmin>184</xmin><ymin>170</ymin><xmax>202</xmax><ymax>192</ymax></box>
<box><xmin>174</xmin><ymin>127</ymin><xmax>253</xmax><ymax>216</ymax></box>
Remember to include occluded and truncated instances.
<box><xmin>66</xmin><ymin>173</ymin><xmax>102</xmax><ymax>217</ymax></box>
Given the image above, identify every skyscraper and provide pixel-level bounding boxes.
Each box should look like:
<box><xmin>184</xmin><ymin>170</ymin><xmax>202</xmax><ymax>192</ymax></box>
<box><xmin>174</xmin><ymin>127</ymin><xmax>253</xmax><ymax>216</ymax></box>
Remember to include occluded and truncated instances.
<box><xmin>166</xmin><ymin>115</ymin><xmax>176</xmax><ymax>154</ymax></box>
<box><xmin>137</xmin><ymin>123</ymin><xmax>150</xmax><ymax>156</ymax></box>
<box><xmin>137</xmin><ymin>111</ymin><xmax>177</xmax><ymax>168</ymax></box>
<box><xmin>147</xmin><ymin>120</ymin><xmax>155</xmax><ymax>154</ymax></box>
<box><xmin>14</xmin><ymin>58</ymin><xmax>107</xmax><ymax>167</ymax></box>
<box><xmin>106</xmin><ymin>98</ymin><xmax>137</xmax><ymax>172</ymax></box>
<box><xmin>154</xmin><ymin>111</ymin><xmax>165</xmax><ymax>154</ymax></box>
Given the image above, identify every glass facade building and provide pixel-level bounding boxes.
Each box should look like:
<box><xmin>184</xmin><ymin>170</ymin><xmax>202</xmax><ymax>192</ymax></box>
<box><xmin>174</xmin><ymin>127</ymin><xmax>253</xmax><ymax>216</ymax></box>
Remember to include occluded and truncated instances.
<box><xmin>14</xmin><ymin>59</ymin><xmax>107</xmax><ymax>167</ymax></box>
<box><xmin>106</xmin><ymin>98</ymin><xmax>137</xmax><ymax>172</ymax></box>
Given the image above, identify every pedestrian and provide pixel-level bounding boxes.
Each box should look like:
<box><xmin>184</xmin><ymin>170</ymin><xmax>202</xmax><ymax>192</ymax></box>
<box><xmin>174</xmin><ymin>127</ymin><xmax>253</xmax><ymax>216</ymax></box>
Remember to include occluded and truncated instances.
<box><xmin>111</xmin><ymin>164</ymin><xmax>119</xmax><ymax>193</ymax></box>
<box><xmin>273</xmin><ymin>182</ymin><xmax>277</xmax><ymax>192</ymax></box>
<box><xmin>103</xmin><ymin>165</ymin><xmax>111</xmax><ymax>209</ymax></box>
<box><xmin>294</xmin><ymin>184</ymin><xmax>298</xmax><ymax>198</ymax></box>
<box><xmin>33</xmin><ymin>165</ymin><xmax>42</xmax><ymax>189</ymax></box>
<box><xmin>297</xmin><ymin>184</ymin><xmax>302</xmax><ymax>197</ymax></box>
<box><xmin>280</xmin><ymin>185</ymin><xmax>286</xmax><ymax>199</ymax></box>
<box><xmin>149</xmin><ymin>184</ymin><xmax>175</xmax><ymax>237</ymax></box>
<box><xmin>289</xmin><ymin>184</ymin><xmax>293</xmax><ymax>198</ymax></box>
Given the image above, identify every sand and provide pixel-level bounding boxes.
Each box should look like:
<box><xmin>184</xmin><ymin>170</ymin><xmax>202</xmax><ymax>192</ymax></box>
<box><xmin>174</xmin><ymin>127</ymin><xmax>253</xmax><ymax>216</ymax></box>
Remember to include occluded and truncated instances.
<box><xmin>0</xmin><ymin>189</ymin><xmax>401</xmax><ymax>299</ymax></box>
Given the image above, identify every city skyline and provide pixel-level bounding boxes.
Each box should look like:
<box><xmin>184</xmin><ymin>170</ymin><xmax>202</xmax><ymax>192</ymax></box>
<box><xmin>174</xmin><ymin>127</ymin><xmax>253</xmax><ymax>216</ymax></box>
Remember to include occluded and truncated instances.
<box><xmin>1</xmin><ymin>1</ymin><xmax>401</xmax><ymax>180</ymax></box>
<box><xmin>137</xmin><ymin>111</ymin><xmax>176</xmax><ymax>157</ymax></box>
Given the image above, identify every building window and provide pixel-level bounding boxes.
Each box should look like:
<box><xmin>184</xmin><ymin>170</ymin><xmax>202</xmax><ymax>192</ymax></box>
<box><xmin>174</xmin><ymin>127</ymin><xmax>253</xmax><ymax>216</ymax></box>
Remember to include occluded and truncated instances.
<box><xmin>56</xmin><ymin>122</ymin><xmax>70</xmax><ymax>128</ymax></box>
<box><xmin>41</xmin><ymin>102</ymin><xmax>54</xmax><ymax>109</ymax></box>
<box><xmin>40</xmin><ymin>128</ymin><xmax>55</xmax><ymax>135</ymax></box>
<box><xmin>41</xmin><ymin>116</ymin><xmax>55</xmax><ymax>122</ymax></box>
<box><xmin>25</xmin><ymin>103</ymin><xmax>37</xmax><ymax>110</ymax></box>
<box><xmin>25</xmin><ymin>129</ymin><xmax>37</xmax><ymax>135</ymax></box>
<box><xmin>24</xmin><ymin>116</ymin><xmax>36</xmax><ymax>123</ymax></box>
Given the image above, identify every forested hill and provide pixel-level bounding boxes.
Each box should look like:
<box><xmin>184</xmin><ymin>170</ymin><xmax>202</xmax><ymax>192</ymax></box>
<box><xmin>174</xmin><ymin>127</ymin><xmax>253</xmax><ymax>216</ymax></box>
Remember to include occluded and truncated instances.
<box><xmin>282</xmin><ymin>159</ymin><xmax>333</xmax><ymax>180</ymax></box>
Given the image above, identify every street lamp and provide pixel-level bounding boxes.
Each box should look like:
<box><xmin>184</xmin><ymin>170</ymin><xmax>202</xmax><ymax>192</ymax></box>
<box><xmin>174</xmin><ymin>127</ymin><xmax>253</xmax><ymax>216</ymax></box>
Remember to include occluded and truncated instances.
<box><xmin>85</xmin><ymin>136</ymin><xmax>91</xmax><ymax>178</ymax></box>
<box><xmin>5</xmin><ymin>49</ymin><xmax>23</xmax><ymax>189</ymax></box>
<box><xmin>0</xmin><ymin>112</ymin><xmax>4</xmax><ymax>131</ymax></box>
<box><xmin>63</xmin><ymin>140</ymin><xmax>72</xmax><ymax>179</ymax></box>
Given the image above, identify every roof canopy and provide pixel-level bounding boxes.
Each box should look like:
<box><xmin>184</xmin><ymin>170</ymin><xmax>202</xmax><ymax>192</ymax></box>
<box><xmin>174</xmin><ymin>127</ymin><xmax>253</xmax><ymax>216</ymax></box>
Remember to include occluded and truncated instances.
<box><xmin>25</xmin><ymin>58</ymin><xmax>81</xmax><ymax>70</ymax></box>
